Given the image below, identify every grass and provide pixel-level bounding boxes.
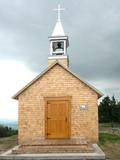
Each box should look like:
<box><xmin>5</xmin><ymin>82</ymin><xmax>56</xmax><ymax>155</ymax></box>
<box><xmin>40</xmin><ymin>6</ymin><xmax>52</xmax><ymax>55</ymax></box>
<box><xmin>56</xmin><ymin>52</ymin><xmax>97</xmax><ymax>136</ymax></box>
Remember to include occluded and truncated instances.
<box><xmin>99</xmin><ymin>124</ymin><xmax>120</xmax><ymax>160</ymax></box>
<box><xmin>100</xmin><ymin>133</ymin><xmax>120</xmax><ymax>144</ymax></box>
<box><xmin>100</xmin><ymin>123</ymin><xmax>112</xmax><ymax>127</ymax></box>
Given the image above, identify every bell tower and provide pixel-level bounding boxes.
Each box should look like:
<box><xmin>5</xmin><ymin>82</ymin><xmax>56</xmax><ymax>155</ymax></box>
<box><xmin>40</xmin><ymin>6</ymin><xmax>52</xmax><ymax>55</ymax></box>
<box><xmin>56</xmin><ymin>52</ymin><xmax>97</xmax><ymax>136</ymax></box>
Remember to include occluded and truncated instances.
<box><xmin>48</xmin><ymin>4</ymin><xmax>69</xmax><ymax>67</ymax></box>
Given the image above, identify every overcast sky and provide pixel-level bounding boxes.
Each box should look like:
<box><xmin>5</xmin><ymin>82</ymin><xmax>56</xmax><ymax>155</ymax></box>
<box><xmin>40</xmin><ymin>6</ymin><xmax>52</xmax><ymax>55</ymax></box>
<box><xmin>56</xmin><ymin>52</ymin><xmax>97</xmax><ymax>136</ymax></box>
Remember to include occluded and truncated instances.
<box><xmin>0</xmin><ymin>0</ymin><xmax>120</xmax><ymax>120</ymax></box>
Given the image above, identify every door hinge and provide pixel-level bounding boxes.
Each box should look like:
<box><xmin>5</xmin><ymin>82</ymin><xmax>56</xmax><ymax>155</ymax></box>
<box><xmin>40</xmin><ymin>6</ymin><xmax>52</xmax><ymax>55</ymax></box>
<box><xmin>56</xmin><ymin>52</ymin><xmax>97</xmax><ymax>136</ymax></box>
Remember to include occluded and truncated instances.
<box><xmin>47</xmin><ymin>117</ymin><xmax>51</xmax><ymax>120</ymax></box>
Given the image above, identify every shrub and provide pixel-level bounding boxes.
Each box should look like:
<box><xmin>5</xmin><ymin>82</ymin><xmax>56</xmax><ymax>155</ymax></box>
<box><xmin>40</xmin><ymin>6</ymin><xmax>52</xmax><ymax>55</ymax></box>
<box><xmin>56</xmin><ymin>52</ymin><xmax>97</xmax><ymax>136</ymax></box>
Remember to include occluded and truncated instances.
<box><xmin>0</xmin><ymin>125</ymin><xmax>18</xmax><ymax>137</ymax></box>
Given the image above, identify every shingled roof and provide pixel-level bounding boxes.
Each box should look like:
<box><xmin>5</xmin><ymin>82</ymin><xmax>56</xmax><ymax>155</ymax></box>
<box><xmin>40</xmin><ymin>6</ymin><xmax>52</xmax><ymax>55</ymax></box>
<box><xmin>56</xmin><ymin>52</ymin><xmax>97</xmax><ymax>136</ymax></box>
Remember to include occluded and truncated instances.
<box><xmin>12</xmin><ymin>61</ymin><xmax>103</xmax><ymax>100</ymax></box>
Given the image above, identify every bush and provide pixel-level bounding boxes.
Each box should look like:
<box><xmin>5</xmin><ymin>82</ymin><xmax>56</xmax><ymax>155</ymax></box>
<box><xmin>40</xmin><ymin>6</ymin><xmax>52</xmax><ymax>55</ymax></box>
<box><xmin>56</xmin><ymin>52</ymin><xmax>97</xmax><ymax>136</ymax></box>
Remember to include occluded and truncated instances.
<box><xmin>0</xmin><ymin>125</ymin><xmax>18</xmax><ymax>137</ymax></box>
<box><xmin>99</xmin><ymin>96</ymin><xmax>120</xmax><ymax>123</ymax></box>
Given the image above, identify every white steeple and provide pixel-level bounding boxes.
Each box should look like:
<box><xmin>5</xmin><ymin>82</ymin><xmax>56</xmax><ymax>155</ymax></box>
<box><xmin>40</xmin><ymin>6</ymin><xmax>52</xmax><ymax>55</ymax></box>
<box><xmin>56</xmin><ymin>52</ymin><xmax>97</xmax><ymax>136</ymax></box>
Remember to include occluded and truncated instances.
<box><xmin>48</xmin><ymin>4</ymin><xmax>69</xmax><ymax>67</ymax></box>
<box><xmin>52</xmin><ymin>4</ymin><xmax>65</xmax><ymax>36</ymax></box>
<box><xmin>52</xmin><ymin>21</ymin><xmax>65</xmax><ymax>36</ymax></box>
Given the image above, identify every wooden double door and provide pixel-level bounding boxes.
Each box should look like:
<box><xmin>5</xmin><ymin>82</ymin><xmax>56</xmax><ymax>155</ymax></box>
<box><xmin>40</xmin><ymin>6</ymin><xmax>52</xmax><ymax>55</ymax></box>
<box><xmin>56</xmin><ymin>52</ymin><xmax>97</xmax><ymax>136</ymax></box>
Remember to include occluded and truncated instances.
<box><xmin>45</xmin><ymin>99</ymin><xmax>70</xmax><ymax>139</ymax></box>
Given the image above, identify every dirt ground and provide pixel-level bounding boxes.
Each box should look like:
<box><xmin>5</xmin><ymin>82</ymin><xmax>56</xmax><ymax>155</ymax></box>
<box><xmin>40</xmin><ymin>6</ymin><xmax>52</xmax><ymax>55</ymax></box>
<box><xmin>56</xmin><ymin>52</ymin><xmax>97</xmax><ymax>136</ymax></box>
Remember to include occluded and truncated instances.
<box><xmin>0</xmin><ymin>135</ymin><xmax>17</xmax><ymax>154</ymax></box>
<box><xmin>100</xmin><ymin>142</ymin><xmax>120</xmax><ymax>160</ymax></box>
<box><xmin>0</xmin><ymin>128</ymin><xmax>120</xmax><ymax>160</ymax></box>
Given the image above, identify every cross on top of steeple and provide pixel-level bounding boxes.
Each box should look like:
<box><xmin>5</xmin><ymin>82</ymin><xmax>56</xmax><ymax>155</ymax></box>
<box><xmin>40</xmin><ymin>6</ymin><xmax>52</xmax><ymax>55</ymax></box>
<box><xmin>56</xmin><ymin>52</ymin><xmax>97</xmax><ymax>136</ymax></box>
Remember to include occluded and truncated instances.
<box><xmin>54</xmin><ymin>4</ymin><xmax>65</xmax><ymax>22</ymax></box>
<box><xmin>52</xmin><ymin>4</ymin><xmax>65</xmax><ymax>36</ymax></box>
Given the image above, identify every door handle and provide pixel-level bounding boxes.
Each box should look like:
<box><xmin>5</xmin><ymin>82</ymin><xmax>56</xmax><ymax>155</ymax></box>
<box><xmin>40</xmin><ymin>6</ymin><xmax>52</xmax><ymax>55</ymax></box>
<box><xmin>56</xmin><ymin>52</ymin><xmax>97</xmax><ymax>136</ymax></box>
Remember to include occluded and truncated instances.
<box><xmin>65</xmin><ymin>117</ymin><xmax>67</xmax><ymax>122</ymax></box>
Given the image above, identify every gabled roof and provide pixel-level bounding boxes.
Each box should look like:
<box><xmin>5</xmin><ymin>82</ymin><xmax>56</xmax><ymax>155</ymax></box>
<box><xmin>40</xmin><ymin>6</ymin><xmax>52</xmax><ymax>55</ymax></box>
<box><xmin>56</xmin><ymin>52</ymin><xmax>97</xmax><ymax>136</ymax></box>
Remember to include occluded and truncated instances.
<box><xmin>12</xmin><ymin>61</ymin><xmax>103</xmax><ymax>100</ymax></box>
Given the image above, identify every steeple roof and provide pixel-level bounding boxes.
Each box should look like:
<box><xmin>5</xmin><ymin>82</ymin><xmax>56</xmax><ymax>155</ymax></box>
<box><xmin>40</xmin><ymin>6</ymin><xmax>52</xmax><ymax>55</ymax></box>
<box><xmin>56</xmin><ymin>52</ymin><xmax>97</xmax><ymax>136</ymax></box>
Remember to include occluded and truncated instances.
<box><xmin>51</xmin><ymin>4</ymin><xmax>65</xmax><ymax>36</ymax></box>
<box><xmin>52</xmin><ymin>20</ymin><xmax>65</xmax><ymax>36</ymax></box>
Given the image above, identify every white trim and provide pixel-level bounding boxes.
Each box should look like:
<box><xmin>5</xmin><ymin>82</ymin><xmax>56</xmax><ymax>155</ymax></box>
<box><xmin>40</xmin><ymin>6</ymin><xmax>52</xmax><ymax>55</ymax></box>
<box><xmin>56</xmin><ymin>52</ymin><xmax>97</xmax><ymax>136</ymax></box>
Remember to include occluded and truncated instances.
<box><xmin>64</xmin><ymin>40</ymin><xmax>66</xmax><ymax>55</ymax></box>
<box><xmin>49</xmin><ymin>36</ymin><xmax>68</xmax><ymax>40</ymax></box>
<box><xmin>48</xmin><ymin>55</ymin><xmax>68</xmax><ymax>59</ymax></box>
<box><xmin>50</xmin><ymin>41</ymin><xmax>52</xmax><ymax>55</ymax></box>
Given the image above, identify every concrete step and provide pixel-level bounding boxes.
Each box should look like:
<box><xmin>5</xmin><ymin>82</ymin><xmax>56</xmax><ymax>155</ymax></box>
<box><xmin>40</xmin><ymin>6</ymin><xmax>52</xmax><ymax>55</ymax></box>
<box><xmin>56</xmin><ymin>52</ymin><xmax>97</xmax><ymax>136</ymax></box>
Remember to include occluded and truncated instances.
<box><xmin>23</xmin><ymin>137</ymin><xmax>88</xmax><ymax>146</ymax></box>
<box><xmin>0</xmin><ymin>144</ymin><xmax>105</xmax><ymax>160</ymax></box>
<box><xmin>13</xmin><ymin>144</ymin><xmax>94</xmax><ymax>154</ymax></box>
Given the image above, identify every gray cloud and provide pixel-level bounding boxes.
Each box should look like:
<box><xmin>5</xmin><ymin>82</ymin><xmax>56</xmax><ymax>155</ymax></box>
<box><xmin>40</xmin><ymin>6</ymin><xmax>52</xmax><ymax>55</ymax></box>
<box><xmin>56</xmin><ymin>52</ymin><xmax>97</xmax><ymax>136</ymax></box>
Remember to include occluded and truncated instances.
<box><xmin>0</xmin><ymin>0</ymin><xmax>120</xmax><ymax>94</ymax></box>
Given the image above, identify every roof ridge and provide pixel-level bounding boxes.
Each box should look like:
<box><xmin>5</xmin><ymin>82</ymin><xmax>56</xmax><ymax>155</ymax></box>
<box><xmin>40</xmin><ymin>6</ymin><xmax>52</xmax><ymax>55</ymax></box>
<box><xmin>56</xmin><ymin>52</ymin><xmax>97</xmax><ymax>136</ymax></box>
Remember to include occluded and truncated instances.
<box><xmin>12</xmin><ymin>61</ymin><xmax>103</xmax><ymax>99</ymax></box>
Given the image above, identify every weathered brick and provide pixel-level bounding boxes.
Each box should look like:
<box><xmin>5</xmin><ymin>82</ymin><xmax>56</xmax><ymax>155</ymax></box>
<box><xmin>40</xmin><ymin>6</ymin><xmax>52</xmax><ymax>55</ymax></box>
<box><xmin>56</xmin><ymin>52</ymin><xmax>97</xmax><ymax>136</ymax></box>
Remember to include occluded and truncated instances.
<box><xmin>18</xmin><ymin>64</ymin><xmax>99</xmax><ymax>145</ymax></box>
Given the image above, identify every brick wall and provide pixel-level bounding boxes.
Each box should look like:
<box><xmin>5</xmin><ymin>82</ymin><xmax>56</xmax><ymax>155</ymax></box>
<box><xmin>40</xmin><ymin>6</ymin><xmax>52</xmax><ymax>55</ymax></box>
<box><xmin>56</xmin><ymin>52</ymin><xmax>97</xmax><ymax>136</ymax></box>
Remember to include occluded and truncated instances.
<box><xmin>18</xmin><ymin>64</ymin><xmax>98</xmax><ymax>145</ymax></box>
<box><xmin>48</xmin><ymin>58</ymin><xmax>69</xmax><ymax>67</ymax></box>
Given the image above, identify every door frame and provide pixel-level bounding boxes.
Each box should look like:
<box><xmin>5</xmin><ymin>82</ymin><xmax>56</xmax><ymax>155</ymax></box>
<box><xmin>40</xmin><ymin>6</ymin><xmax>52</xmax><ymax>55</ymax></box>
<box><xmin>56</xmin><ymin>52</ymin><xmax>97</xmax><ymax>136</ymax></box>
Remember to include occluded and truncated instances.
<box><xmin>44</xmin><ymin>96</ymin><xmax>71</xmax><ymax>139</ymax></box>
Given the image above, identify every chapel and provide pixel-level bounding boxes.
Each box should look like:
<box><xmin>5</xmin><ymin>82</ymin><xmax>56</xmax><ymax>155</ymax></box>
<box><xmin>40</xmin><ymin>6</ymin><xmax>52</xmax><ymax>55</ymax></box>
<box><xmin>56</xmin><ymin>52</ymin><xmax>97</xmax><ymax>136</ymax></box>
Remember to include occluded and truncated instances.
<box><xmin>13</xmin><ymin>5</ymin><xmax>103</xmax><ymax>153</ymax></box>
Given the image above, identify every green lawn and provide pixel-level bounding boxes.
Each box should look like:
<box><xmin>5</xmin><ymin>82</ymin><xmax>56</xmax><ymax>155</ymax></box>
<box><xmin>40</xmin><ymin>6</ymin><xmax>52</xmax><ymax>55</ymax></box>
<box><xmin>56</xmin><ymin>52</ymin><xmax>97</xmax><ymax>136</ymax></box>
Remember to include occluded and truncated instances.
<box><xmin>99</xmin><ymin>123</ymin><xmax>120</xmax><ymax>160</ymax></box>
<box><xmin>100</xmin><ymin>133</ymin><xmax>120</xmax><ymax>143</ymax></box>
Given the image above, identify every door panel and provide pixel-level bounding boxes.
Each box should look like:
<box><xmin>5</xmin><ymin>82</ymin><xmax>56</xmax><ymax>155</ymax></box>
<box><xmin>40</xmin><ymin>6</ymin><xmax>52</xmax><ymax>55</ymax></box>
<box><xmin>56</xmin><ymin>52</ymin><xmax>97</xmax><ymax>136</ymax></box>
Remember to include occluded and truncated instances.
<box><xmin>46</xmin><ymin>100</ymin><xmax>69</xmax><ymax>139</ymax></box>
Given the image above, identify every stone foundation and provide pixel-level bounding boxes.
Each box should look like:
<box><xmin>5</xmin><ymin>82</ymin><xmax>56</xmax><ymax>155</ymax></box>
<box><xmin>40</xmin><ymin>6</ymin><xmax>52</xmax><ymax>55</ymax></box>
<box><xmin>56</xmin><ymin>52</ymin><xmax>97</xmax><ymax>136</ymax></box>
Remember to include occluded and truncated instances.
<box><xmin>12</xmin><ymin>138</ymin><xmax>94</xmax><ymax>154</ymax></box>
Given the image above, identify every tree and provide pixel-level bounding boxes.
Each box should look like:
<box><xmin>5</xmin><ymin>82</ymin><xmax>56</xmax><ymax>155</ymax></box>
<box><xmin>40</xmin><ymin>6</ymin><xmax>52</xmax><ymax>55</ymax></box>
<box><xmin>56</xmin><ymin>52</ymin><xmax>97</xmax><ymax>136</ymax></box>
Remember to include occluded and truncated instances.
<box><xmin>0</xmin><ymin>125</ymin><xmax>18</xmax><ymax>137</ymax></box>
<box><xmin>109</xmin><ymin>96</ymin><xmax>116</xmax><ymax>126</ymax></box>
<box><xmin>99</xmin><ymin>96</ymin><xmax>120</xmax><ymax>124</ymax></box>
<box><xmin>99</xmin><ymin>96</ymin><xmax>111</xmax><ymax>123</ymax></box>
<box><xmin>112</xmin><ymin>101</ymin><xmax>120</xmax><ymax>123</ymax></box>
